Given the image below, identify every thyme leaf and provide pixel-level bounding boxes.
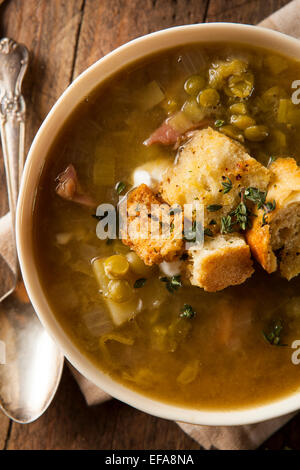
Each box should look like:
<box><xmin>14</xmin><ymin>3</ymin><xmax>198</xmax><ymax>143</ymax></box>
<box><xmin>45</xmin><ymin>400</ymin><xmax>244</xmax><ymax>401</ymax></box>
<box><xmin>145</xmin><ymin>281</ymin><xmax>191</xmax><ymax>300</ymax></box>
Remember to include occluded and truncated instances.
<box><xmin>160</xmin><ymin>275</ymin><xmax>182</xmax><ymax>293</ymax></box>
<box><xmin>215</xmin><ymin>119</ymin><xmax>225</xmax><ymax>128</ymax></box>
<box><xmin>221</xmin><ymin>215</ymin><xmax>234</xmax><ymax>234</ymax></box>
<box><xmin>180</xmin><ymin>304</ymin><xmax>196</xmax><ymax>319</ymax></box>
<box><xmin>262</xmin><ymin>320</ymin><xmax>287</xmax><ymax>346</ymax></box>
<box><xmin>134</xmin><ymin>278</ymin><xmax>147</xmax><ymax>288</ymax></box>
<box><xmin>207</xmin><ymin>204</ymin><xmax>223</xmax><ymax>212</ymax></box>
<box><xmin>222</xmin><ymin>177</ymin><xmax>232</xmax><ymax>194</ymax></box>
<box><xmin>116</xmin><ymin>181</ymin><xmax>126</xmax><ymax>195</ymax></box>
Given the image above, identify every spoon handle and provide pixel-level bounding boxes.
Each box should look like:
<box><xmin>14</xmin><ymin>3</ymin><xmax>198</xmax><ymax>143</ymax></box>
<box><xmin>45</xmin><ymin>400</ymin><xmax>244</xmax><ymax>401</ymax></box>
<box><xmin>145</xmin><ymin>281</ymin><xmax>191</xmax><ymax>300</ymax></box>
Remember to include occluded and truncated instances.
<box><xmin>0</xmin><ymin>38</ymin><xmax>29</xmax><ymax>272</ymax></box>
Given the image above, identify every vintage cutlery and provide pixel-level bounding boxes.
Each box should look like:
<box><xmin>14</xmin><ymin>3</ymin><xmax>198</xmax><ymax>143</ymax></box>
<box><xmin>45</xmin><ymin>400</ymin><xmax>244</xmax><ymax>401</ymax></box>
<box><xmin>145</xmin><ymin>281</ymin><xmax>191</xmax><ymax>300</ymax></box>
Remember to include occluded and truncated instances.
<box><xmin>0</xmin><ymin>38</ymin><xmax>64</xmax><ymax>423</ymax></box>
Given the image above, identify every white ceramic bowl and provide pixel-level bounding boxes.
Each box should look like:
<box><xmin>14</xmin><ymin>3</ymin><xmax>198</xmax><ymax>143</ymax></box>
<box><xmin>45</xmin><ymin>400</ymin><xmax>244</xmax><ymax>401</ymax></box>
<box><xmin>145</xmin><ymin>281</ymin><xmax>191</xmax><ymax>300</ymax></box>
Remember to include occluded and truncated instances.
<box><xmin>17</xmin><ymin>23</ymin><xmax>300</xmax><ymax>426</ymax></box>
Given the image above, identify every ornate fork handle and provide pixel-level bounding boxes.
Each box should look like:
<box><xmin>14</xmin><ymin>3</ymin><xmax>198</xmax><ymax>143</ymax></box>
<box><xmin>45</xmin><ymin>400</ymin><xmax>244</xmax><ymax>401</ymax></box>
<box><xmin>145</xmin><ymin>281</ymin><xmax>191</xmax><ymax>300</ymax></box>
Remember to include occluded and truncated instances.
<box><xmin>0</xmin><ymin>38</ymin><xmax>29</xmax><ymax>276</ymax></box>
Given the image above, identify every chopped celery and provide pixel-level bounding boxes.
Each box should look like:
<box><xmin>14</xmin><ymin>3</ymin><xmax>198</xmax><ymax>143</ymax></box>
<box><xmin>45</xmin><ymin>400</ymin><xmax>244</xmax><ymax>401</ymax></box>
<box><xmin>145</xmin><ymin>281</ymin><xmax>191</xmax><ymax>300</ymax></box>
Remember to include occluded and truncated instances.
<box><xmin>93</xmin><ymin>257</ymin><xmax>140</xmax><ymax>325</ymax></box>
<box><xmin>272</xmin><ymin>129</ymin><xmax>287</xmax><ymax>149</ymax></box>
<box><xmin>93</xmin><ymin>258</ymin><xmax>110</xmax><ymax>295</ymax></box>
<box><xmin>168</xmin><ymin>111</ymin><xmax>192</xmax><ymax>133</ymax></box>
<box><xmin>72</xmin><ymin>259</ymin><xmax>94</xmax><ymax>277</ymax></box>
<box><xmin>93</xmin><ymin>147</ymin><xmax>116</xmax><ymax>186</ymax></box>
<box><xmin>264</xmin><ymin>55</ymin><xmax>288</xmax><ymax>75</ymax></box>
<box><xmin>277</xmin><ymin>99</ymin><xmax>300</xmax><ymax>125</ymax></box>
<box><xmin>277</xmin><ymin>99</ymin><xmax>291</xmax><ymax>123</ymax></box>
<box><xmin>135</xmin><ymin>80</ymin><xmax>165</xmax><ymax>111</ymax></box>
<box><xmin>182</xmin><ymin>98</ymin><xmax>206</xmax><ymax>122</ymax></box>
<box><xmin>104</xmin><ymin>296</ymin><xmax>140</xmax><ymax>326</ymax></box>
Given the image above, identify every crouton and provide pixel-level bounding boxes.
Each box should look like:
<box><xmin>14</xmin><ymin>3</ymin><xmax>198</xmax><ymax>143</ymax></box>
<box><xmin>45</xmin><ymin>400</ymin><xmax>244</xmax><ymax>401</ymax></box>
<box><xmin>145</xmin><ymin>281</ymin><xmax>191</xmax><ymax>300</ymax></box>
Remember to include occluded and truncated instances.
<box><xmin>246</xmin><ymin>157</ymin><xmax>300</xmax><ymax>280</ymax></box>
<box><xmin>160</xmin><ymin>127</ymin><xmax>270</xmax><ymax>228</ymax></box>
<box><xmin>188</xmin><ymin>233</ymin><xmax>254</xmax><ymax>292</ymax></box>
<box><xmin>120</xmin><ymin>184</ymin><xmax>184</xmax><ymax>265</ymax></box>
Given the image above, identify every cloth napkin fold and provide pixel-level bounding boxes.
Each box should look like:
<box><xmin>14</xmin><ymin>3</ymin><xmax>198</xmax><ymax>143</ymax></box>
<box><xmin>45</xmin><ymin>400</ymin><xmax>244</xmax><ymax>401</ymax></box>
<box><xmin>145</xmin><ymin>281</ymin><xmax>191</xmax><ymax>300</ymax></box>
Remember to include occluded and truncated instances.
<box><xmin>0</xmin><ymin>0</ymin><xmax>299</xmax><ymax>450</ymax></box>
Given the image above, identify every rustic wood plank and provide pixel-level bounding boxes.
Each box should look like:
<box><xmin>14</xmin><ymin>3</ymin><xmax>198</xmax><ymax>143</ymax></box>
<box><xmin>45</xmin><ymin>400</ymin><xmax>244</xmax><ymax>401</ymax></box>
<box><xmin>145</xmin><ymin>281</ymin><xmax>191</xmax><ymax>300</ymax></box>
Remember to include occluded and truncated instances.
<box><xmin>0</xmin><ymin>0</ymin><xmax>85</xmax><ymax>154</ymax></box>
<box><xmin>73</xmin><ymin>0</ymin><xmax>209</xmax><ymax>78</ymax></box>
<box><xmin>0</xmin><ymin>412</ymin><xmax>10</xmax><ymax>449</ymax></box>
<box><xmin>0</xmin><ymin>0</ymin><xmax>85</xmax><ymax>215</ymax></box>
<box><xmin>0</xmin><ymin>0</ymin><xmax>85</xmax><ymax>450</ymax></box>
<box><xmin>206</xmin><ymin>0</ymin><xmax>290</xmax><ymax>24</ymax></box>
<box><xmin>1</xmin><ymin>0</ymin><xmax>299</xmax><ymax>451</ymax></box>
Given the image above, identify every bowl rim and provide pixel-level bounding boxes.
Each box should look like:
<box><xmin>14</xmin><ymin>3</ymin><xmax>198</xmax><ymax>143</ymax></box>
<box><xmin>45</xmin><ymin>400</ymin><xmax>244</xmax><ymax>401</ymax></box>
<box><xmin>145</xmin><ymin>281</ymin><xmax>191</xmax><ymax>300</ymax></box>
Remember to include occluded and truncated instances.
<box><xmin>16</xmin><ymin>22</ymin><xmax>300</xmax><ymax>426</ymax></box>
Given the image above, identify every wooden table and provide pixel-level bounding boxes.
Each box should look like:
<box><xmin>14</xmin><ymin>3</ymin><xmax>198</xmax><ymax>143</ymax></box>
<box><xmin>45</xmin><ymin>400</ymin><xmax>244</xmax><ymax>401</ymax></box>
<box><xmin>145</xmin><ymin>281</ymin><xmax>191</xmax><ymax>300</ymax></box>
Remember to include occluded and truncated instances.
<box><xmin>0</xmin><ymin>0</ymin><xmax>299</xmax><ymax>450</ymax></box>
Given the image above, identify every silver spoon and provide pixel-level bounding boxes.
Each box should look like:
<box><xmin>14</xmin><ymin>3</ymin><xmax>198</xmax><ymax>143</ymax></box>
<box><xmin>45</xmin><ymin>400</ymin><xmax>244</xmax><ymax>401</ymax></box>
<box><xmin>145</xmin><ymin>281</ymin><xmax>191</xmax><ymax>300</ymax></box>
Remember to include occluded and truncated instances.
<box><xmin>0</xmin><ymin>38</ymin><xmax>64</xmax><ymax>423</ymax></box>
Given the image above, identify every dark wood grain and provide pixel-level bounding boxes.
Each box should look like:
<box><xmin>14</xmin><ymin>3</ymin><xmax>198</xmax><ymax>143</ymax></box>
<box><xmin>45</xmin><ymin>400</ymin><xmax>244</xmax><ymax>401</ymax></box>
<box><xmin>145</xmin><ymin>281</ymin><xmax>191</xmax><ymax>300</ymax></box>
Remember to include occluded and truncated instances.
<box><xmin>206</xmin><ymin>0</ymin><xmax>291</xmax><ymax>23</ymax></box>
<box><xmin>0</xmin><ymin>0</ymin><xmax>299</xmax><ymax>450</ymax></box>
<box><xmin>0</xmin><ymin>0</ymin><xmax>85</xmax><ymax>216</ymax></box>
<box><xmin>73</xmin><ymin>0</ymin><xmax>209</xmax><ymax>78</ymax></box>
<box><xmin>0</xmin><ymin>412</ymin><xmax>9</xmax><ymax>449</ymax></box>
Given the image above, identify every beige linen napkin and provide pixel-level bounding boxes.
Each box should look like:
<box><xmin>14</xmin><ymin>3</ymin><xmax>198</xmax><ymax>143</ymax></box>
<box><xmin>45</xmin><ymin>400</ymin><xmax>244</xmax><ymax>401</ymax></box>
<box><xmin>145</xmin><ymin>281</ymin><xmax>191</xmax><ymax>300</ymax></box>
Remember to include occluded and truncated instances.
<box><xmin>0</xmin><ymin>0</ymin><xmax>299</xmax><ymax>450</ymax></box>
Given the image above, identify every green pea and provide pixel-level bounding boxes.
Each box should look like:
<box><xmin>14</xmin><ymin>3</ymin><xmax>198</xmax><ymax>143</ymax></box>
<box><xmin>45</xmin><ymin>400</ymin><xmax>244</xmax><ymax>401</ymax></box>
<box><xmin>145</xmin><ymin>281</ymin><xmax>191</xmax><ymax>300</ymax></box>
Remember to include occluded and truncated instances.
<box><xmin>229</xmin><ymin>102</ymin><xmax>248</xmax><ymax>115</ymax></box>
<box><xmin>164</xmin><ymin>98</ymin><xmax>178</xmax><ymax>115</ymax></box>
<box><xmin>184</xmin><ymin>75</ymin><xmax>206</xmax><ymax>96</ymax></box>
<box><xmin>219</xmin><ymin>125</ymin><xmax>244</xmax><ymax>143</ymax></box>
<box><xmin>182</xmin><ymin>98</ymin><xmax>205</xmax><ymax>122</ymax></box>
<box><xmin>197</xmin><ymin>88</ymin><xmax>220</xmax><ymax>107</ymax></box>
<box><xmin>244</xmin><ymin>125</ymin><xmax>269</xmax><ymax>142</ymax></box>
<box><xmin>126</xmin><ymin>252</ymin><xmax>155</xmax><ymax>277</ymax></box>
<box><xmin>104</xmin><ymin>254</ymin><xmax>129</xmax><ymax>279</ymax></box>
<box><xmin>225</xmin><ymin>72</ymin><xmax>254</xmax><ymax>98</ymax></box>
<box><xmin>230</xmin><ymin>114</ymin><xmax>256</xmax><ymax>130</ymax></box>
<box><xmin>107</xmin><ymin>279</ymin><xmax>134</xmax><ymax>303</ymax></box>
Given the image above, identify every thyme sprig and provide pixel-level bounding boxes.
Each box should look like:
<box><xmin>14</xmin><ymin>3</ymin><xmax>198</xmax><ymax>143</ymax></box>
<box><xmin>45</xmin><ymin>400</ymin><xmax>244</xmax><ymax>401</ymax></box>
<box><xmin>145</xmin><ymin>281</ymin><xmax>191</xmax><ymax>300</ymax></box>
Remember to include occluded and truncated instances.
<box><xmin>262</xmin><ymin>320</ymin><xmax>287</xmax><ymax>346</ymax></box>
<box><xmin>180</xmin><ymin>304</ymin><xmax>196</xmax><ymax>319</ymax></box>
<box><xmin>221</xmin><ymin>215</ymin><xmax>234</xmax><ymax>234</ymax></box>
<box><xmin>221</xmin><ymin>186</ymin><xmax>276</xmax><ymax>233</ymax></box>
<box><xmin>160</xmin><ymin>275</ymin><xmax>182</xmax><ymax>294</ymax></box>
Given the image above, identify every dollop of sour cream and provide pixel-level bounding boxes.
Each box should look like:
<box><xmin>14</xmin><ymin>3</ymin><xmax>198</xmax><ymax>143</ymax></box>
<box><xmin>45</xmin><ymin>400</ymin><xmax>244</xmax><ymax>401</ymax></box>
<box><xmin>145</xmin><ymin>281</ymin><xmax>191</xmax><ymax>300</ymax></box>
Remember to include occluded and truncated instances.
<box><xmin>159</xmin><ymin>260</ymin><xmax>182</xmax><ymax>277</ymax></box>
<box><xmin>132</xmin><ymin>159</ymin><xmax>171</xmax><ymax>190</ymax></box>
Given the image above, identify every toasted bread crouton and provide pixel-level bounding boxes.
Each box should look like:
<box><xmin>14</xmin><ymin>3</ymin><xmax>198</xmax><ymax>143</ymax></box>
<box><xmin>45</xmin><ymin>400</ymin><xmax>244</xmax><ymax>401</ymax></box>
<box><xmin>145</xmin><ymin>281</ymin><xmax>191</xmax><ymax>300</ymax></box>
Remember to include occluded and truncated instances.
<box><xmin>246</xmin><ymin>158</ymin><xmax>300</xmax><ymax>280</ymax></box>
<box><xmin>120</xmin><ymin>184</ymin><xmax>184</xmax><ymax>265</ymax></box>
<box><xmin>160</xmin><ymin>127</ymin><xmax>270</xmax><ymax>227</ymax></box>
<box><xmin>188</xmin><ymin>233</ymin><xmax>254</xmax><ymax>292</ymax></box>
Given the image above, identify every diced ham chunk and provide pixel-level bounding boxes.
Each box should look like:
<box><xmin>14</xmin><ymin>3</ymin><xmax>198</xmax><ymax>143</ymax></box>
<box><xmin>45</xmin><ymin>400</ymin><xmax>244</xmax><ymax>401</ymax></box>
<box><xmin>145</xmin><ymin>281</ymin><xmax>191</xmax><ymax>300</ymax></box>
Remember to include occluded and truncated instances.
<box><xmin>55</xmin><ymin>164</ymin><xmax>96</xmax><ymax>208</ymax></box>
<box><xmin>144</xmin><ymin>120</ymin><xmax>181</xmax><ymax>146</ymax></box>
<box><xmin>144</xmin><ymin>115</ymin><xmax>213</xmax><ymax>147</ymax></box>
